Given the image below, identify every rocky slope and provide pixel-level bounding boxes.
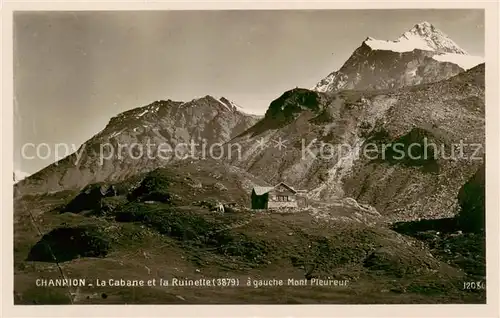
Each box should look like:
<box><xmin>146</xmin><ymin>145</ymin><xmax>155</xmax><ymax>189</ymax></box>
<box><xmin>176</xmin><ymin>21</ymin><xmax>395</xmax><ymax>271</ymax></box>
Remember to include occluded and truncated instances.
<box><xmin>342</xmin><ymin>63</ymin><xmax>485</xmax><ymax>220</ymax></box>
<box><xmin>229</xmin><ymin>63</ymin><xmax>485</xmax><ymax>220</ymax></box>
<box><xmin>15</xmin><ymin>96</ymin><xmax>260</xmax><ymax>196</ymax></box>
<box><xmin>314</xmin><ymin>22</ymin><xmax>483</xmax><ymax>93</ymax></box>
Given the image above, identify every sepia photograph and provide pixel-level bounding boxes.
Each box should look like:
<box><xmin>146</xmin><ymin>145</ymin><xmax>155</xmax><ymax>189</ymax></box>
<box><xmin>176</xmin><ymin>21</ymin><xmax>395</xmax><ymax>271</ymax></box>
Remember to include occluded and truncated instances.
<box><xmin>6</xmin><ymin>4</ymin><xmax>496</xmax><ymax>311</ymax></box>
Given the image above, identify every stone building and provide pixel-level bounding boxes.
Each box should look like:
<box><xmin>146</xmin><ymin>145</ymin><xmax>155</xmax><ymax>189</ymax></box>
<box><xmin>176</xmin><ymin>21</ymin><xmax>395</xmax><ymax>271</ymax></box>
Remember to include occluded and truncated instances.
<box><xmin>251</xmin><ymin>182</ymin><xmax>307</xmax><ymax>209</ymax></box>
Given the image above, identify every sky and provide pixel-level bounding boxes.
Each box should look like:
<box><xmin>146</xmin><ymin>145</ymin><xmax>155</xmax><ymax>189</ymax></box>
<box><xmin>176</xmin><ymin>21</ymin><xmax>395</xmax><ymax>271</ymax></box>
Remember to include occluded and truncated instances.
<box><xmin>14</xmin><ymin>9</ymin><xmax>485</xmax><ymax>175</ymax></box>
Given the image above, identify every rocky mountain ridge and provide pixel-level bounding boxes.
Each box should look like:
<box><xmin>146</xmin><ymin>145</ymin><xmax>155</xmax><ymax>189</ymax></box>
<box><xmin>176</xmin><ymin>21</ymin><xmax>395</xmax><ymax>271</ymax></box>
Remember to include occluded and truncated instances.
<box><xmin>15</xmin><ymin>96</ymin><xmax>260</xmax><ymax>195</ymax></box>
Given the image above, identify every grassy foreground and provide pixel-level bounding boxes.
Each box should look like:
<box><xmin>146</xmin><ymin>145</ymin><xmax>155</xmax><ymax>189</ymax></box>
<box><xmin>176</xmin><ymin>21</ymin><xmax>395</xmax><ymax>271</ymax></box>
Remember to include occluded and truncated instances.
<box><xmin>13</xmin><ymin>168</ymin><xmax>486</xmax><ymax>304</ymax></box>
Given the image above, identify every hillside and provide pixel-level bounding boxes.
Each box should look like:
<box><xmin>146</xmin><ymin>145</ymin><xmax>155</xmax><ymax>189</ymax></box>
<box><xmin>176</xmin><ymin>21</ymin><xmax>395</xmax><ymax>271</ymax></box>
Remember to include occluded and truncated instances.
<box><xmin>229</xmin><ymin>64</ymin><xmax>484</xmax><ymax>220</ymax></box>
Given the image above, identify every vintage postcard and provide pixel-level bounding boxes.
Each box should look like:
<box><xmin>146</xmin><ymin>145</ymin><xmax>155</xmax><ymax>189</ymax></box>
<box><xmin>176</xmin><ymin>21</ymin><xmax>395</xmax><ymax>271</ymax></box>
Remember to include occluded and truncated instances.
<box><xmin>2</xmin><ymin>1</ymin><xmax>499</xmax><ymax>317</ymax></box>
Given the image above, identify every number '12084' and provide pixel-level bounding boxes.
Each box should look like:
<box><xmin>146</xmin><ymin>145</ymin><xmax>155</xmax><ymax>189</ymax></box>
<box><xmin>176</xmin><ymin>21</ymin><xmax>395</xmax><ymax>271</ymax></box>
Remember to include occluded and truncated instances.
<box><xmin>463</xmin><ymin>281</ymin><xmax>485</xmax><ymax>290</ymax></box>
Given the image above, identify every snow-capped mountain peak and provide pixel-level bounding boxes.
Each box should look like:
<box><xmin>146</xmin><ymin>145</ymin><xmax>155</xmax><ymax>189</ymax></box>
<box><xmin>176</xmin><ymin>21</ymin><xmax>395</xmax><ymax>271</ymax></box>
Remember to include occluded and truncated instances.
<box><xmin>398</xmin><ymin>21</ymin><xmax>468</xmax><ymax>54</ymax></box>
<box><xmin>314</xmin><ymin>21</ymin><xmax>483</xmax><ymax>93</ymax></box>
<box><xmin>363</xmin><ymin>21</ymin><xmax>468</xmax><ymax>55</ymax></box>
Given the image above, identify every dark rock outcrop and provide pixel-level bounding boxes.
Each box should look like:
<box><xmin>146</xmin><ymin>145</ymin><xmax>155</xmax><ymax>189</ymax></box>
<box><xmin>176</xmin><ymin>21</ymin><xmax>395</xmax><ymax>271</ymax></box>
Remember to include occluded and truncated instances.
<box><xmin>26</xmin><ymin>225</ymin><xmax>110</xmax><ymax>262</ymax></box>
<box><xmin>63</xmin><ymin>183</ymin><xmax>118</xmax><ymax>213</ymax></box>
<box><xmin>457</xmin><ymin>164</ymin><xmax>485</xmax><ymax>233</ymax></box>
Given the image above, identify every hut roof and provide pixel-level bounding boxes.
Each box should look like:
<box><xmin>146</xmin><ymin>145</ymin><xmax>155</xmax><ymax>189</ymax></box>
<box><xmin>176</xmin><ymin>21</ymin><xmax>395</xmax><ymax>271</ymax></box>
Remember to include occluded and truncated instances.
<box><xmin>252</xmin><ymin>182</ymin><xmax>297</xmax><ymax>196</ymax></box>
<box><xmin>252</xmin><ymin>186</ymin><xmax>275</xmax><ymax>196</ymax></box>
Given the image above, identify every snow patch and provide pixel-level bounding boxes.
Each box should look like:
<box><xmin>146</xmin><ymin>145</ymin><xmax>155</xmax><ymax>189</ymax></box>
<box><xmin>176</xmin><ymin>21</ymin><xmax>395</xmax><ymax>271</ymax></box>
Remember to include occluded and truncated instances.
<box><xmin>218</xmin><ymin>97</ymin><xmax>257</xmax><ymax>116</ymax></box>
<box><xmin>229</xmin><ymin>101</ymin><xmax>245</xmax><ymax>112</ymax></box>
<box><xmin>216</xmin><ymin>98</ymin><xmax>232</xmax><ymax>111</ymax></box>
<box><xmin>14</xmin><ymin>169</ymin><xmax>30</xmax><ymax>182</ymax></box>
<box><xmin>136</xmin><ymin>109</ymin><xmax>149</xmax><ymax>118</ymax></box>
<box><xmin>110</xmin><ymin>129</ymin><xmax>125</xmax><ymax>138</ymax></box>
<box><xmin>314</xmin><ymin>72</ymin><xmax>348</xmax><ymax>92</ymax></box>
<box><xmin>364</xmin><ymin>34</ymin><xmax>434</xmax><ymax>53</ymax></box>
<box><xmin>314</xmin><ymin>72</ymin><xmax>336</xmax><ymax>92</ymax></box>
<box><xmin>432</xmin><ymin>53</ymin><xmax>484</xmax><ymax>70</ymax></box>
